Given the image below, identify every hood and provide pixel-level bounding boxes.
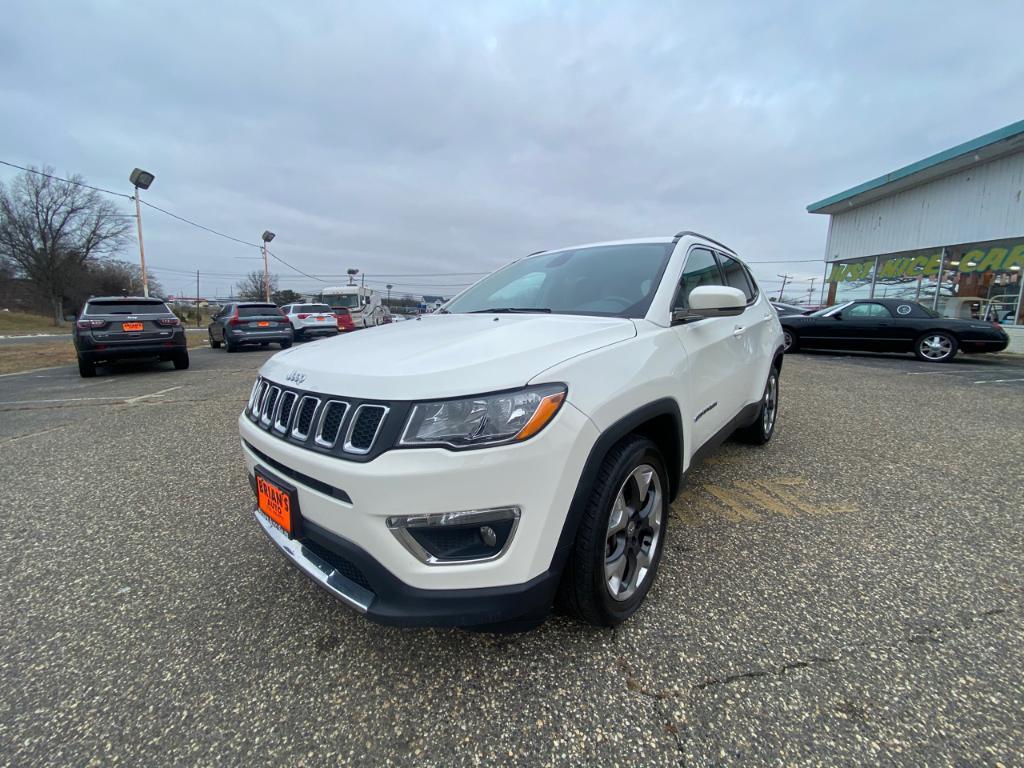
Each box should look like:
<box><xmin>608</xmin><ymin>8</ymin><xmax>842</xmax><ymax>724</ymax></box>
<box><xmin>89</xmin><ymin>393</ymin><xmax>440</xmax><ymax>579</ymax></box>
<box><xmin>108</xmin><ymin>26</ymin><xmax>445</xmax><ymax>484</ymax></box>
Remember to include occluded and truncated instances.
<box><xmin>260</xmin><ymin>313</ymin><xmax>636</xmax><ymax>400</ymax></box>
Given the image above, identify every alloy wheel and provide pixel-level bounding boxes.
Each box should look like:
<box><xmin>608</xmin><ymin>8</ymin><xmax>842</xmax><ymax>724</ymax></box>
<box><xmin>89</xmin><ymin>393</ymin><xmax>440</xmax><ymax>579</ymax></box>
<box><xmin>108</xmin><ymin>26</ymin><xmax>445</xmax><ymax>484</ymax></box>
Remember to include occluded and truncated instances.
<box><xmin>604</xmin><ymin>464</ymin><xmax>663</xmax><ymax>602</ymax></box>
<box><xmin>783</xmin><ymin>330</ymin><xmax>793</xmax><ymax>352</ymax></box>
<box><xmin>919</xmin><ymin>334</ymin><xmax>952</xmax><ymax>361</ymax></box>
<box><xmin>763</xmin><ymin>372</ymin><xmax>778</xmax><ymax>435</ymax></box>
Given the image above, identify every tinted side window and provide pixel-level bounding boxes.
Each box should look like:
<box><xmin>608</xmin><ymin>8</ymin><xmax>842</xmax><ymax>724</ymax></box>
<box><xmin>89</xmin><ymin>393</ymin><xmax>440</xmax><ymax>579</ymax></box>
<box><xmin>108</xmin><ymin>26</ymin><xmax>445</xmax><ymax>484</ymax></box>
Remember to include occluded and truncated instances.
<box><xmin>675</xmin><ymin>248</ymin><xmax>723</xmax><ymax>309</ymax></box>
<box><xmin>846</xmin><ymin>303</ymin><xmax>892</xmax><ymax>319</ymax></box>
<box><xmin>717</xmin><ymin>253</ymin><xmax>754</xmax><ymax>302</ymax></box>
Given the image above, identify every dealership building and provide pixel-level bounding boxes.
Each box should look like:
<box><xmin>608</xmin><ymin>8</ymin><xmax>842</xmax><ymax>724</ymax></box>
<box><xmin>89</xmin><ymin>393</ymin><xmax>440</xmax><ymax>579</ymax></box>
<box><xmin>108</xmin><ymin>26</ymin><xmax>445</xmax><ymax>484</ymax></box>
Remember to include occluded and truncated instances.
<box><xmin>807</xmin><ymin>119</ymin><xmax>1024</xmax><ymax>352</ymax></box>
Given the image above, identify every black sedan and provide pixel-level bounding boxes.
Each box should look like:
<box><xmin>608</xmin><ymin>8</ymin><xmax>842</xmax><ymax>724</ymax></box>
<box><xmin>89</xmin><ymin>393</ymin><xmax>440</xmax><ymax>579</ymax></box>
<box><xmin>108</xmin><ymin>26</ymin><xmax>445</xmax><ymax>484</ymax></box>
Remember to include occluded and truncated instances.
<box><xmin>780</xmin><ymin>299</ymin><xmax>1009</xmax><ymax>362</ymax></box>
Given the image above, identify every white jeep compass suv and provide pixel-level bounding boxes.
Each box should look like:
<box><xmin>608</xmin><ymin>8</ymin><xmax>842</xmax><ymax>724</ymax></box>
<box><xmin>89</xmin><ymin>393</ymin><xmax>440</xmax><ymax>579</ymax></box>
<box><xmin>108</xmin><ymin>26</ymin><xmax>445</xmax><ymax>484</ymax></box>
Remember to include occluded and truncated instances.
<box><xmin>240</xmin><ymin>232</ymin><xmax>784</xmax><ymax>629</ymax></box>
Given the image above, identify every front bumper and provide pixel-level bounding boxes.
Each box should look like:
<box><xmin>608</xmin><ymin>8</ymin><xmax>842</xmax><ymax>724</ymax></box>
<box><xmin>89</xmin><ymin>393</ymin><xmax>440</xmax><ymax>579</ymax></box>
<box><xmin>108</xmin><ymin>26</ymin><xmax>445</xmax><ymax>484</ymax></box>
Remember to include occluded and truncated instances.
<box><xmin>239</xmin><ymin>399</ymin><xmax>599</xmax><ymax>623</ymax></box>
<box><xmin>253</xmin><ymin>506</ymin><xmax>559</xmax><ymax>627</ymax></box>
<box><xmin>961</xmin><ymin>337</ymin><xmax>1009</xmax><ymax>353</ymax></box>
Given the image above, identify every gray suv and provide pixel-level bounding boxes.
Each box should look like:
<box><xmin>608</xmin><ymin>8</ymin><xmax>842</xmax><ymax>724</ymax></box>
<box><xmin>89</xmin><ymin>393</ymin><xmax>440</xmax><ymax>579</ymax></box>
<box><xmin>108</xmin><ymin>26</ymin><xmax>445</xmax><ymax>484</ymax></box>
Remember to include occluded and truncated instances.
<box><xmin>209</xmin><ymin>302</ymin><xmax>293</xmax><ymax>352</ymax></box>
<box><xmin>73</xmin><ymin>296</ymin><xmax>189</xmax><ymax>378</ymax></box>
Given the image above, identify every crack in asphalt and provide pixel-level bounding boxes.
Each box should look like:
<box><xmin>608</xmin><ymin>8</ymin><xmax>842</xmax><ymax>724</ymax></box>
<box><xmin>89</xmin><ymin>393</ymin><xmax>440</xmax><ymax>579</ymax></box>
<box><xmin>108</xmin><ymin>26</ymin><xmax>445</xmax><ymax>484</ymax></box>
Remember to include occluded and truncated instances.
<box><xmin>619</xmin><ymin>604</ymin><xmax>1016</xmax><ymax>764</ymax></box>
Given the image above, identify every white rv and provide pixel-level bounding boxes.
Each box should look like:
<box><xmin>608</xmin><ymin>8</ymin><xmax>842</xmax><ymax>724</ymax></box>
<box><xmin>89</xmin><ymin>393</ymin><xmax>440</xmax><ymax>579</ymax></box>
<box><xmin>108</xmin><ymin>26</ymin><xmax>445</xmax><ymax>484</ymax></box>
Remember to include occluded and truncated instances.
<box><xmin>317</xmin><ymin>286</ymin><xmax>385</xmax><ymax>329</ymax></box>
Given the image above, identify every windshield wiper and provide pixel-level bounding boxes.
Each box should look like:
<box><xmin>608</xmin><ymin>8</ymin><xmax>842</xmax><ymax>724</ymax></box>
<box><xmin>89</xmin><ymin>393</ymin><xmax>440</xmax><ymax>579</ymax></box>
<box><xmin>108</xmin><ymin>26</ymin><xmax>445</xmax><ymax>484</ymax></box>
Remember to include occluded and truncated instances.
<box><xmin>468</xmin><ymin>307</ymin><xmax>552</xmax><ymax>314</ymax></box>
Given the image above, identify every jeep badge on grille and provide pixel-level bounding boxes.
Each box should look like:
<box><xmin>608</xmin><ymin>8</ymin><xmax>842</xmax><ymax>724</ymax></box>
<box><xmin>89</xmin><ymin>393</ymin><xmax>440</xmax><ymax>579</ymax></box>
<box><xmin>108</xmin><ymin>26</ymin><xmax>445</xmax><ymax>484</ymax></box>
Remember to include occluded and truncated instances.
<box><xmin>286</xmin><ymin>371</ymin><xmax>306</xmax><ymax>384</ymax></box>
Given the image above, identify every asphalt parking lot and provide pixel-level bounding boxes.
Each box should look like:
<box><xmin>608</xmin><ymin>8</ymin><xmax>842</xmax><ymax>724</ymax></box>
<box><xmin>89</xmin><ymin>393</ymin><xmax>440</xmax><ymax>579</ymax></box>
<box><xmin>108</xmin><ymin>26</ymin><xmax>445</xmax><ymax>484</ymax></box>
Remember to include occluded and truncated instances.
<box><xmin>1</xmin><ymin>344</ymin><xmax>1022</xmax><ymax>766</ymax></box>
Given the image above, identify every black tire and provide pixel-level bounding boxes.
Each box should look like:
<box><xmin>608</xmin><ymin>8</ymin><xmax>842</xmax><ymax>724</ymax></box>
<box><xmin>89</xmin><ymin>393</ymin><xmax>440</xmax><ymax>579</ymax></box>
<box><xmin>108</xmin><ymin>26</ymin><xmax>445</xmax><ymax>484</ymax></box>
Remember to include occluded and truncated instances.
<box><xmin>782</xmin><ymin>327</ymin><xmax>798</xmax><ymax>353</ymax></box>
<box><xmin>913</xmin><ymin>331</ymin><xmax>958</xmax><ymax>363</ymax></box>
<box><xmin>280</xmin><ymin>340</ymin><xmax>292</xmax><ymax>349</ymax></box>
<box><xmin>209</xmin><ymin>333</ymin><xmax>221</xmax><ymax>349</ymax></box>
<box><xmin>77</xmin><ymin>357</ymin><xmax>96</xmax><ymax>378</ymax></box>
<box><xmin>558</xmin><ymin>435</ymin><xmax>668</xmax><ymax>627</ymax></box>
<box><xmin>294</xmin><ymin>329</ymin><xmax>304</xmax><ymax>341</ymax></box>
<box><xmin>226</xmin><ymin>339</ymin><xmax>238</xmax><ymax>353</ymax></box>
<box><xmin>735</xmin><ymin>366</ymin><xmax>780</xmax><ymax>445</ymax></box>
<box><xmin>173</xmin><ymin>352</ymin><xmax>190</xmax><ymax>370</ymax></box>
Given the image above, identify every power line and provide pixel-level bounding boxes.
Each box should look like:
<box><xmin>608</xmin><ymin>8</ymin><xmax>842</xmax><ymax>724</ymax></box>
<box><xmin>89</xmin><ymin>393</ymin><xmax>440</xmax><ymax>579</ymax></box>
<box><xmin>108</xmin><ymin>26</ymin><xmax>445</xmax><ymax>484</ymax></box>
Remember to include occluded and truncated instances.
<box><xmin>138</xmin><ymin>199</ymin><xmax>259</xmax><ymax>248</ymax></box>
<box><xmin>0</xmin><ymin>160</ymin><xmax>134</xmax><ymax>199</ymax></box>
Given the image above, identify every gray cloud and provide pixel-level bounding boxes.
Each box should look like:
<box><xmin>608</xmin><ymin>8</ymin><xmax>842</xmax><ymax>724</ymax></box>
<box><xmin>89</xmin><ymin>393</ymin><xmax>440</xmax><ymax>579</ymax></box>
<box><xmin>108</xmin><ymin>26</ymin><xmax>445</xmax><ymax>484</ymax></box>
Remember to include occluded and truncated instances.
<box><xmin>2</xmin><ymin>0</ymin><xmax>1023</xmax><ymax>300</ymax></box>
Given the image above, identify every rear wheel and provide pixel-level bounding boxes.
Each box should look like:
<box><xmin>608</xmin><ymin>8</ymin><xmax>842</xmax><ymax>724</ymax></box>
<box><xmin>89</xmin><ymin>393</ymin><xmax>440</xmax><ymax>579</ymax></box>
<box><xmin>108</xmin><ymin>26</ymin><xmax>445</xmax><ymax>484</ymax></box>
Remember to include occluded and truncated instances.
<box><xmin>735</xmin><ymin>366</ymin><xmax>780</xmax><ymax>445</ymax></box>
<box><xmin>294</xmin><ymin>328</ymin><xmax>304</xmax><ymax>341</ymax></box>
<box><xmin>280</xmin><ymin>340</ymin><xmax>292</xmax><ymax>349</ymax></box>
<box><xmin>914</xmin><ymin>331</ymin><xmax>957</xmax><ymax>363</ymax></box>
<box><xmin>173</xmin><ymin>352</ymin><xmax>190</xmax><ymax>370</ymax></box>
<box><xmin>77</xmin><ymin>357</ymin><xmax>96</xmax><ymax>378</ymax></box>
<box><xmin>558</xmin><ymin>436</ymin><xmax>668</xmax><ymax>627</ymax></box>
<box><xmin>782</xmin><ymin>328</ymin><xmax>798</xmax><ymax>353</ymax></box>
<box><xmin>226</xmin><ymin>338</ymin><xmax>238</xmax><ymax>353</ymax></box>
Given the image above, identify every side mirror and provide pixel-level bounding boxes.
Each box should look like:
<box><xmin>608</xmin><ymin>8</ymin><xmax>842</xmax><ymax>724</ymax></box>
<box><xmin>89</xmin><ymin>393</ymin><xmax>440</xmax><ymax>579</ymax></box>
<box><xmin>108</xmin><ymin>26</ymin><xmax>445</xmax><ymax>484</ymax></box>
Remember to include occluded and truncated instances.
<box><xmin>832</xmin><ymin>312</ymin><xmax>842</xmax><ymax>320</ymax></box>
<box><xmin>672</xmin><ymin>286</ymin><xmax>746</xmax><ymax>324</ymax></box>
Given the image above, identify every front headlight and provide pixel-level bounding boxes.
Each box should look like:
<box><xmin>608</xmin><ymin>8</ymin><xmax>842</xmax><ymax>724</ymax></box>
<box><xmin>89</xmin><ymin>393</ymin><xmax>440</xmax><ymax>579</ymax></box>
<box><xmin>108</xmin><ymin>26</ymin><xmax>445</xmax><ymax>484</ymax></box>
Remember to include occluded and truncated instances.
<box><xmin>399</xmin><ymin>383</ymin><xmax>567</xmax><ymax>449</ymax></box>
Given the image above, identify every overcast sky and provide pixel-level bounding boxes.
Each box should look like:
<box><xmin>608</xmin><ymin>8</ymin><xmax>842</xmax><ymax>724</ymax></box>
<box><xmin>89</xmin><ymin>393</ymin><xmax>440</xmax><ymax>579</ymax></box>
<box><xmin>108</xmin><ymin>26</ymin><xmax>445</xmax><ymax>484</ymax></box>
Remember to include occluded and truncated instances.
<box><xmin>2</xmin><ymin>1</ymin><xmax>1023</xmax><ymax>301</ymax></box>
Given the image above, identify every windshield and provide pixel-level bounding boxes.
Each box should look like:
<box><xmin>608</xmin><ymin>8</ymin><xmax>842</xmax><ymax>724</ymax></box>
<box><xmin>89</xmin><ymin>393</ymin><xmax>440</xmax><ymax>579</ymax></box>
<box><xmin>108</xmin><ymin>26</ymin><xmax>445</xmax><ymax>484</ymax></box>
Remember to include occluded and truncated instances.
<box><xmin>809</xmin><ymin>302</ymin><xmax>852</xmax><ymax>317</ymax></box>
<box><xmin>324</xmin><ymin>294</ymin><xmax>360</xmax><ymax>309</ymax></box>
<box><xmin>444</xmin><ymin>242</ymin><xmax>674</xmax><ymax>317</ymax></box>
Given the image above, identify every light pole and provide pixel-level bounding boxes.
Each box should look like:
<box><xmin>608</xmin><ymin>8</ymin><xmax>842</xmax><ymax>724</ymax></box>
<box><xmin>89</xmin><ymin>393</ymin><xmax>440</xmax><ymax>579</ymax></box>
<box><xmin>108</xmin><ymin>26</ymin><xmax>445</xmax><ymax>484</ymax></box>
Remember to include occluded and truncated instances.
<box><xmin>261</xmin><ymin>230</ymin><xmax>276</xmax><ymax>302</ymax></box>
<box><xmin>386</xmin><ymin>283</ymin><xmax>393</xmax><ymax>307</ymax></box>
<box><xmin>129</xmin><ymin>168</ymin><xmax>155</xmax><ymax>297</ymax></box>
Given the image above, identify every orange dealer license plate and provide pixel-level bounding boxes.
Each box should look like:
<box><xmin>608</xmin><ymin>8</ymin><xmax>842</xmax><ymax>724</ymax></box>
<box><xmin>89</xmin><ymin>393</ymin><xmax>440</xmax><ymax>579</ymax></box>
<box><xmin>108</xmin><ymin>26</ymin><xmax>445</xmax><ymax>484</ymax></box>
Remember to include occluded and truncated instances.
<box><xmin>257</xmin><ymin>321</ymin><xmax>270</xmax><ymax>327</ymax></box>
<box><xmin>255</xmin><ymin>468</ymin><xmax>300</xmax><ymax>537</ymax></box>
<box><xmin>122</xmin><ymin>322</ymin><xmax>144</xmax><ymax>331</ymax></box>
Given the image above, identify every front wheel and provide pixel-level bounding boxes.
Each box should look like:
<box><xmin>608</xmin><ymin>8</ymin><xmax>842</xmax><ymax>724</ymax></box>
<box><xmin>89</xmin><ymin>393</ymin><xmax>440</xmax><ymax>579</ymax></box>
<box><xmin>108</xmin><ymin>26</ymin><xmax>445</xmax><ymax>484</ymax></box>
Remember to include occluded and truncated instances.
<box><xmin>735</xmin><ymin>366</ymin><xmax>780</xmax><ymax>445</ymax></box>
<box><xmin>914</xmin><ymin>331</ymin><xmax>957</xmax><ymax>363</ymax></box>
<box><xmin>782</xmin><ymin>328</ymin><xmax>798</xmax><ymax>353</ymax></box>
<box><xmin>558</xmin><ymin>436</ymin><xmax>668</xmax><ymax>627</ymax></box>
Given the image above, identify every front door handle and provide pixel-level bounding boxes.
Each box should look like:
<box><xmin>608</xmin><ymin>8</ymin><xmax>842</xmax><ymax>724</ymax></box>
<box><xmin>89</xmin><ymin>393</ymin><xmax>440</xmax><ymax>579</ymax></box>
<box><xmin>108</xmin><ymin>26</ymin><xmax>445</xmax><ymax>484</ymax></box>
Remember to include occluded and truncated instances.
<box><xmin>732</xmin><ymin>325</ymin><xmax>746</xmax><ymax>337</ymax></box>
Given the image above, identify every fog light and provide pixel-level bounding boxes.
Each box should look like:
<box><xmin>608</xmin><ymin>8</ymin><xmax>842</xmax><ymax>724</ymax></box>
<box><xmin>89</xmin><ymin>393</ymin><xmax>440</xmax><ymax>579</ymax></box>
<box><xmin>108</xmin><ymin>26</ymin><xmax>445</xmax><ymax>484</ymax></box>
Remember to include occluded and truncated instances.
<box><xmin>386</xmin><ymin>506</ymin><xmax>520</xmax><ymax>564</ymax></box>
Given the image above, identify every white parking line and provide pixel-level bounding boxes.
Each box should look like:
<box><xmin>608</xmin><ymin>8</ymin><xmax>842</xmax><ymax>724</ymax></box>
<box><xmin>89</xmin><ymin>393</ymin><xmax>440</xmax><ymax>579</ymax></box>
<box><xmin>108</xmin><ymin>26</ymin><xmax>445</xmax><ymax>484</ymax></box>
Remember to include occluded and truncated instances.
<box><xmin>123</xmin><ymin>385</ymin><xmax>183</xmax><ymax>403</ymax></box>
<box><xmin>0</xmin><ymin>385</ymin><xmax>184</xmax><ymax>407</ymax></box>
<box><xmin>973</xmin><ymin>378</ymin><xmax>1024</xmax><ymax>384</ymax></box>
<box><xmin>0</xmin><ymin>396</ymin><xmax>122</xmax><ymax>405</ymax></box>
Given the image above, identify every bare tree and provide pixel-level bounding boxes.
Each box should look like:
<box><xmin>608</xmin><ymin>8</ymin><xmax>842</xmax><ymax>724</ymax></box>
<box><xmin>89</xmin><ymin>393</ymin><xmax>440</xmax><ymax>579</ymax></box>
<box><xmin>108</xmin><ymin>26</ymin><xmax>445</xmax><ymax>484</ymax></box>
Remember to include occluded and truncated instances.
<box><xmin>0</xmin><ymin>167</ymin><xmax>131</xmax><ymax>324</ymax></box>
<box><xmin>236</xmin><ymin>269</ymin><xmax>278</xmax><ymax>301</ymax></box>
<box><xmin>79</xmin><ymin>260</ymin><xmax>164</xmax><ymax>303</ymax></box>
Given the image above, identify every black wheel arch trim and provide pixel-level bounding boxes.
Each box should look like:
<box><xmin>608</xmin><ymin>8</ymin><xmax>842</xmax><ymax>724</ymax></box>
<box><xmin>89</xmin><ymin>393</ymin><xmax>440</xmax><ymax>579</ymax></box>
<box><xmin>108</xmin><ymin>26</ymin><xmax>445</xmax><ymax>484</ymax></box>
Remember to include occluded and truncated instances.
<box><xmin>547</xmin><ymin>398</ymin><xmax>683</xmax><ymax>576</ymax></box>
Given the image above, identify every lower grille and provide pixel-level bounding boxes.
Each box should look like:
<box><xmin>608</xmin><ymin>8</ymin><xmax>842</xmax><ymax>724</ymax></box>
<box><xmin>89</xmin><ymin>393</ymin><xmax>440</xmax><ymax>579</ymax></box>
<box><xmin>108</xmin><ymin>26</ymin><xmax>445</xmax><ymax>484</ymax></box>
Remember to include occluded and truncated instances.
<box><xmin>302</xmin><ymin>537</ymin><xmax>373</xmax><ymax>591</ymax></box>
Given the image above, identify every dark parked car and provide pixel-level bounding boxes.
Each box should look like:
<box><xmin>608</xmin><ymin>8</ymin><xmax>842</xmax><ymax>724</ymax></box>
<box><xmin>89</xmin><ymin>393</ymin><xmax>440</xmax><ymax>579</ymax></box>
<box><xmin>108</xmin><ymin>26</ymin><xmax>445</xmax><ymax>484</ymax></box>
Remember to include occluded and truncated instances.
<box><xmin>73</xmin><ymin>296</ymin><xmax>189</xmax><ymax>378</ymax></box>
<box><xmin>780</xmin><ymin>299</ymin><xmax>1009</xmax><ymax>362</ymax></box>
<box><xmin>208</xmin><ymin>302</ymin><xmax>293</xmax><ymax>352</ymax></box>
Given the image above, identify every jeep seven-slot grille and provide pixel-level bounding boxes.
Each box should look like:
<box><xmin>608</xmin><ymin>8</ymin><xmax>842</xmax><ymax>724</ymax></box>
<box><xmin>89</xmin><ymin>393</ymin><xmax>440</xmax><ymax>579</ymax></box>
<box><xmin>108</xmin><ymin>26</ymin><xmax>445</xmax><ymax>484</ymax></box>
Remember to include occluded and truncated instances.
<box><xmin>346</xmin><ymin>405</ymin><xmax>387</xmax><ymax>453</ymax></box>
<box><xmin>316</xmin><ymin>401</ymin><xmax>348</xmax><ymax>447</ymax></box>
<box><xmin>247</xmin><ymin>377</ymin><xmax>389</xmax><ymax>460</ymax></box>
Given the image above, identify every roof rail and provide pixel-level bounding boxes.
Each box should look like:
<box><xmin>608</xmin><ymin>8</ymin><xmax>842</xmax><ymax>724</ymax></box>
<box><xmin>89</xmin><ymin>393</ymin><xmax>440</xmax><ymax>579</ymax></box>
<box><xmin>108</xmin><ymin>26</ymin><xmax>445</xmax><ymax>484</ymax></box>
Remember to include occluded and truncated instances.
<box><xmin>672</xmin><ymin>230</ymin><xmax>736</xmax><ymax>254</ymax></box>
<box><xmin>526</xmin><ymin>249</ymin><xmax>546</xmax><ymax>256</ymax></box>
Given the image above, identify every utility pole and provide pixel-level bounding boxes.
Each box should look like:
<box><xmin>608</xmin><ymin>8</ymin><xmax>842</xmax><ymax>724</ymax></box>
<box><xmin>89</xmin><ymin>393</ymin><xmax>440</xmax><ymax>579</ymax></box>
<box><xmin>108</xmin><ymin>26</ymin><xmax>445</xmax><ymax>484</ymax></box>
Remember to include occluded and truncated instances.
<box><xmin>807</xmin><ymin>277</ymin><xmax>817</xmax><ymax>306</ymax></box>
<box><xmin>129</xmin><ymin>168</ymin><xmax>155</xmax><ymax>297</ymax></box>
<box><xmin>776</xmin><ymin>274</ymin><xmax>792</xmax><ymax>301</ymax></box>
<box><xmin>260</xmin><ymin>231</ymin><xmax>276</xmax><ymax>303</ymax></box>
<box><xmin>196</xmin><ymin>270</ymin><xmax>200</xmax><ymax>327</ymax></box>
<box><xmin>386</xmin><ymin>284</ymin><xmax>393</xmax><ymax>307</ymax></box>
